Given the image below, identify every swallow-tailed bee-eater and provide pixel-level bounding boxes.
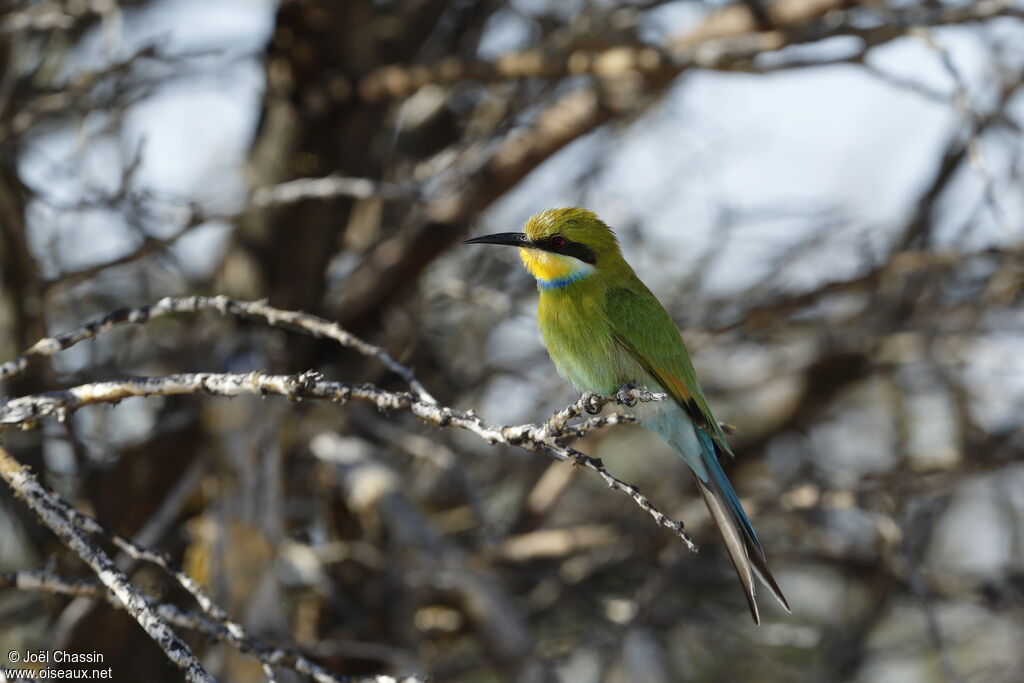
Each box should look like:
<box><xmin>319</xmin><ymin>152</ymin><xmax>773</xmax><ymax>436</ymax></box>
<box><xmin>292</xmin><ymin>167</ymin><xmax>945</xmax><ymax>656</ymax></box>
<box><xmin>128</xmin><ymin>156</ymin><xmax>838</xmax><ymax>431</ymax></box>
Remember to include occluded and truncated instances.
<box><xmin>467</xmin><ymin>208</ymin><xmax>789</xmax><ymax>623</ymax></box>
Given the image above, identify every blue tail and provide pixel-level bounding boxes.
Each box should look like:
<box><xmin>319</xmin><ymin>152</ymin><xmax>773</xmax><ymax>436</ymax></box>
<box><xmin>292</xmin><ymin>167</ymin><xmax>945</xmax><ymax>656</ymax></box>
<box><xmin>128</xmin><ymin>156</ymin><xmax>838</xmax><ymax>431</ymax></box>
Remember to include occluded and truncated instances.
<box><xmin>692</xmin><ymin>428</ymin><xmax>789</xmax><ymax>623</ymax></box>
<box><xmin>639</xmin><ymin>402</ymin><xmax>788</xmax><ymax>621</ymax></box>
<box><xmin>696</xmin><ymin>430</ymin><xmax>765</xmax><ymax>561</ymax></box>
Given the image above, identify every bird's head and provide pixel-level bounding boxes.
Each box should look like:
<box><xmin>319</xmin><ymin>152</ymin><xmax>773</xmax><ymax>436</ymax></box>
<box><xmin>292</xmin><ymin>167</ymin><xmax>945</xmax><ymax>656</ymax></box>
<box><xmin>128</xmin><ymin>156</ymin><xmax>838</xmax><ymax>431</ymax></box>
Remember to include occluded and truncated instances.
<box><xmin>465</xmin><ymin>208</ymin><xmax>623</xmax><ymax>290</ymax></box>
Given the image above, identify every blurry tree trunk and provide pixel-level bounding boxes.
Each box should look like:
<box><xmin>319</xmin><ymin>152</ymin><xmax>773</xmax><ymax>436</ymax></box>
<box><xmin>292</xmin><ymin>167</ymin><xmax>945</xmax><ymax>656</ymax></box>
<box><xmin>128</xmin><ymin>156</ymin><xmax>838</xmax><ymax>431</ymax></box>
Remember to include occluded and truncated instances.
<box><xmin>0</xmin><ymin>35</ymin><xmax>52</xmax><ymax>550</ymax></box>
<box><xmin>0</xmin><ymin>167</ymin><xmax>42</xmax><ymax>357</ymax></box>
<box><xmin>228</xmin><ymin>0</ymin><xmax>453</xmax><ymax>319</ymax></box>
<box><xmin>0</xmin><ymin>37</ymin><xmax>45</xmax><ymax>364</ymax></box>
<box><xmin>229</xmin><ymin>1</ymin><xmax>378</xmax><ymax>314</ymax></box>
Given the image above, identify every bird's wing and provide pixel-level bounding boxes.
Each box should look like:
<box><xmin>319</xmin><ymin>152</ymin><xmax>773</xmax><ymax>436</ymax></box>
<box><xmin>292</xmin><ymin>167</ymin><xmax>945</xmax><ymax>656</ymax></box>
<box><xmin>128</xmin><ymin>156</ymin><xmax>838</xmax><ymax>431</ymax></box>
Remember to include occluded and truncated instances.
<box><xmin>608</xmin><ymin>282</ymin><xmax>791</xmax><ymax>621</ymax></box>
<box><xmin>606</xmin><ymin>283</ymin><xmax>733</xmax><ymax>455</ymax></box>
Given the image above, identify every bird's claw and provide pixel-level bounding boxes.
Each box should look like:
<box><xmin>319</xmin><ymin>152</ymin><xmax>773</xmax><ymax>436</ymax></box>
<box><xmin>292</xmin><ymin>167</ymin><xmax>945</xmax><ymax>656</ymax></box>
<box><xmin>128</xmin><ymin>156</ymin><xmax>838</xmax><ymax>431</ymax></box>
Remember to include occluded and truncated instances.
<box><xmin>583</xmin><ymin>393</ymin><xmax>603</xmax><ymax>415</ymax></box>
<box><xmin>615</xmin><ymin>383</ymin><xmax>638</xmax><ymax>407</ymax></box>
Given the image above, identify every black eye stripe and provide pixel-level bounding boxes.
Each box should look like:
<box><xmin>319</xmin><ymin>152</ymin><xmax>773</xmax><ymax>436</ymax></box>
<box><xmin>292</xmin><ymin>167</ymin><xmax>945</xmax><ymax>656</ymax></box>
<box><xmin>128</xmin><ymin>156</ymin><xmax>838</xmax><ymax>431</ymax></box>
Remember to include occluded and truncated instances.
<box><xmin>536</xmin><ymin>236</ymin><xmax>597</xmax><ymax>265</ymax></box>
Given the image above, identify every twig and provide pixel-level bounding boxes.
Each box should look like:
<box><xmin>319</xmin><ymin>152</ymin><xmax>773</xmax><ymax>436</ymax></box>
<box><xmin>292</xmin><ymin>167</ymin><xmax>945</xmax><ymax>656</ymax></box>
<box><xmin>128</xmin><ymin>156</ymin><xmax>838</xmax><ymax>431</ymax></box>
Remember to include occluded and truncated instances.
<box><xmin>0</xmin><ymin>447</ymin><xmax>422</xmax><ymax>682</ymax></box>
<box><xmin>912</xmin><ymin>27</ymin><xmax>1015</xmax><ymax>239</ymax></box>
<box><xmin>30</xmin><ymin>477</ymin><xmax>273</xmax><ymax>674</ymax></box>
<box><xmin>0</xmin><ymin>446</ymin><xmax>214</xmax><ymax>683</ymax></box>
<box><xmin>0</xmin><ymin>295</ymin><xmax>436</xmax><ymax>403</ymax></box>
<box><xmin>0</xmin><ymin>569</ymin><xmax>427</xmax><ymax>683</ymax></box>
<box><xmin>53</xmin><ymin>457</ymin><xmax>207</xmax><ymax>646</ymax></box>
<box><xmin>250</xmin><ymin>175</ymin><xmax>415</xmax><ymax>205</ymax></box>
<box><xmin>345</xmin><ymin>0</ymin><xmax>1023</xmax><ymax>102</ymax></box>
<box><xmin>0</xmin><ymin>371</ymin><xmax>697</xmax><ymax>551</ymax></box>
<box><xmin>41</xmin><ymin>178</ymin><xmax>416</xmax><ymax>293</ymax></box>
<box><xmin>0</xmin><ymin>296</ymin><xmax>697</xmax><ymax>682</ymax></box>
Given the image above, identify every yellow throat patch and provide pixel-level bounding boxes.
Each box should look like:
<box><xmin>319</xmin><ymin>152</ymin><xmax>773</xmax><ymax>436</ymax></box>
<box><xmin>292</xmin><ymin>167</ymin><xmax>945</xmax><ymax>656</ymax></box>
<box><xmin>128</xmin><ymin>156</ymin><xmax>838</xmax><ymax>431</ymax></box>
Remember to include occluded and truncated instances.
<box><xmin>518</xmin><ymin>248</ymin><xmax>594</xmax><ymax>288</ymax></box>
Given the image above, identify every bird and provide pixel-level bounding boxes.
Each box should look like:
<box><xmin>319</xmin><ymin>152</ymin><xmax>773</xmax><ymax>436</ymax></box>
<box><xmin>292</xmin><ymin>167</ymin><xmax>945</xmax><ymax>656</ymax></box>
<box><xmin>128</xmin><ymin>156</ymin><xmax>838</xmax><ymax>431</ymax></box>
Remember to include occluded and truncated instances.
<box><xmin>466</xmin><ymin>207</ymin><xmax>790</xmax><ymax>623</ymax></box>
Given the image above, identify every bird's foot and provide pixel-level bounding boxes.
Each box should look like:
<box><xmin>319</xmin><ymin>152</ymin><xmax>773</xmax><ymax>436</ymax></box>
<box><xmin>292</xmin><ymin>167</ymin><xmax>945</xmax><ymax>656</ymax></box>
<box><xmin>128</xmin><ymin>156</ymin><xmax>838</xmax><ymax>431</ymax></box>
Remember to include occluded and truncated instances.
<box><xmin>583</xmin><ymin>393</ymin><xmax>603</xmax><ymax>415</ymax></box>
<box><xmin>614</xmin><ymin>383</ymin><xmax>639</xmax><ymax>407</ymax></box>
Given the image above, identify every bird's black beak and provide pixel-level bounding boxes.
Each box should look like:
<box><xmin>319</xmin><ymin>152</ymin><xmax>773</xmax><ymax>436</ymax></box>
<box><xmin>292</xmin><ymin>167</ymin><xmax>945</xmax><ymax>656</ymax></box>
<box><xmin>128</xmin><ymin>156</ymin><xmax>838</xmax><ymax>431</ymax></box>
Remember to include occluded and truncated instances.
<box><xmin>464</xmin><ymin>232</ymin><xmax>530</xmax><ymax>248</ymax></box>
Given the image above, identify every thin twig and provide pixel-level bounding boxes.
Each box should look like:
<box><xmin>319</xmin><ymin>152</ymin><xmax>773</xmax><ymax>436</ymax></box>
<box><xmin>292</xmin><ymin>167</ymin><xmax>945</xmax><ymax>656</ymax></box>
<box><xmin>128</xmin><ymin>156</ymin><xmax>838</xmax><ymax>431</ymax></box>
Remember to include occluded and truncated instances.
<box><xmin>0</xmin><ymin>295</ymin><xmax>436</xmax><ymax>403</ymax></box>
<box><xmin>53</xmin><ymin>457</ymin><xmax>207</xmax><ymax>646</ymax></box>
<box><xmin>251</xmin><ymin>175</ymin><xmax>415</xmax><ymax>205</ymax></box>
<box><xmin>0</xmin><ymin>371</ymin><xmax>697</xmax><ymax>551</ymax></box>
<box><xmin>0</xmin><ymin>569</ymin><xmax>426</xmax><ymax>683</ymax></box>
<box><xmin>0</xmin><ymin>446</ymin><xmax>214</xmax><ymax>683</ymax></box>
<box><xmin>41</xmin><ymin>177</ymin><xmax>416</xmax><ymax>293</ymax></box>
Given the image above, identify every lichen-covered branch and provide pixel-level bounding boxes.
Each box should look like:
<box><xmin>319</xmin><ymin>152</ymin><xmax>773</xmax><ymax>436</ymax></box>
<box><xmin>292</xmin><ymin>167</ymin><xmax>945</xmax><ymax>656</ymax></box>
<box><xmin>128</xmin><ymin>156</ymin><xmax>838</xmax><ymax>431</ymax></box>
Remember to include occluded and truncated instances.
<box><xmin>0</xmin><ymin>370</ymin><xmax>696</xmax><ymax>551</ymax></box>
<box><xmin>0</xmin><ymin>440</ymin><xmax>425</xmax><ymax>682</ymax></box>
<box><xmin>0</xmin><ymin>299</ymin><xmax>698</xmax><ymax>680</ymax></box>
<box><xmin>0</xmin><ymin>295</ymin><xmax>436</xmax><ymax>403</ymax></box>
<box><xmin>0</xmin><ymin>446</ymin><xmax>214</xmax><ymax>683</ymax></box>
<box><xmin>1</xmin><ymin>569</ymin><xmax>426</xmax><ymax>683</ymax></box>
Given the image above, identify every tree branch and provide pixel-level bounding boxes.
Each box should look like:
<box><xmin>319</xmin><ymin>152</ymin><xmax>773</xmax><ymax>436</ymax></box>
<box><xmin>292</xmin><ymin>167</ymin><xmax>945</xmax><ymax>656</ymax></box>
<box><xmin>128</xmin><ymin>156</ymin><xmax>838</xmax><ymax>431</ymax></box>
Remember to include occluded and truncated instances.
<box><xmin>0</xmin><ymin>370</ymin><xmax>695</xmax><ymax>551</ymax></box>
<box><xmin>0</xmin><ymin>569</ymin><xmax>427</xmax><ymax>683</ymax></box>
<box><xmin>0</xmin><ymin>446</ymin><xmax>214</xmax><ymax>683</ymax></box>
<box><xmin>0</xmin><ymin>295</ymin><xmax>436</xmax><ymax>403</ymax></box>
<box><xmin>0</xmin><ymin>298</ymin><xmax>697</xmax><ymax>680</ymax></box>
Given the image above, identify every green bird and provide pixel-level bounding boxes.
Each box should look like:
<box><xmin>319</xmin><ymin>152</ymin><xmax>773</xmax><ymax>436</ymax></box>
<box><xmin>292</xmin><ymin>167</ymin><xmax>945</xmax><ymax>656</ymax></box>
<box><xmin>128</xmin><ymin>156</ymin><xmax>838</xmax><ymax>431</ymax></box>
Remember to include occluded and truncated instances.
<box><xmin>467</xmin><ymin>207</ymin><xmax>789</xmax><ymax>623</ymax></box>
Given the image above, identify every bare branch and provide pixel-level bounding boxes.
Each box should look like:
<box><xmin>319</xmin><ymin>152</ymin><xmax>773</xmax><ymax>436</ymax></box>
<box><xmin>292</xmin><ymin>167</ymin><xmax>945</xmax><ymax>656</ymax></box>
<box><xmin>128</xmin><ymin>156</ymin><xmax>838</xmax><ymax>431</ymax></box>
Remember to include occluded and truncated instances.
<box><xmin>0</xmin><ymin>295</ymin><xmax>436</xmax><ymax>403</ymax></box>
<box><xmin>0</xmin><ymin>569</ymin><xmax>427</xmax><ymax>683</ymax></box>
<box><xmin>42</xmin><ymin>177</ymin><xmax>418</xmax><ymax>294</ymax></box>
<box><xmin>349</xmin><ymin>0</ymin><xmax>1023</xmax><ymax>102</ymax></box>
<box><xmin>0</xmin><ymin>443</ymin><xmax>426</xmax><ymax>682</ymax></box>
<box><xmin>250</xmin><ymin>175</ymin><xmax>416</xmax><ymax>206</ymax></box>
<box><xmin>0</xmin><ymin>446</ymin><xmax>213</xmax><ymax>683</ymax></box>
<box><xmin>0</xmin><ymin>370</ymin><xmax>697</xmax><ymax>551</ymax></box>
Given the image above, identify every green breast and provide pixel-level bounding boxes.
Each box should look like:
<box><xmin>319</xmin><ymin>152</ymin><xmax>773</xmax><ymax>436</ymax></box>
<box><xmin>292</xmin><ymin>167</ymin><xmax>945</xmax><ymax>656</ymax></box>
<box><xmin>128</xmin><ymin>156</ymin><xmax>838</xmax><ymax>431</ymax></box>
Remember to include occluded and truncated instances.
<box><xmin>536</xmin><ymin>284</ymin><xmax>644</xmax><ymax>394</ymax></box>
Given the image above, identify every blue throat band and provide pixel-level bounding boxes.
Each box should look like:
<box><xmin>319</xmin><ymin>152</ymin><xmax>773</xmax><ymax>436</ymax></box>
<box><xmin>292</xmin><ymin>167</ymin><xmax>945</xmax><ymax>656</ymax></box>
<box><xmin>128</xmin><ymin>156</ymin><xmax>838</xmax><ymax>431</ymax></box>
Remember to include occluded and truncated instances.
<box><xmin>537</xmin><ymin>270</ymin><xmax>592</xmax><ymax>290</ymax></box>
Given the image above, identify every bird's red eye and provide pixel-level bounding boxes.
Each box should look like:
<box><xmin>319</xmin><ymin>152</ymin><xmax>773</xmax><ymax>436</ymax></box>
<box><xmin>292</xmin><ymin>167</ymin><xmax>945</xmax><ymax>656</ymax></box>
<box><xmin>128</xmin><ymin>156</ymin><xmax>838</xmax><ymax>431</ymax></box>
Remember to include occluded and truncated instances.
<box><xmin>550</xmin><ymin>235</ymin><xmax>567</xmax><ymax>249</ymax></box>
